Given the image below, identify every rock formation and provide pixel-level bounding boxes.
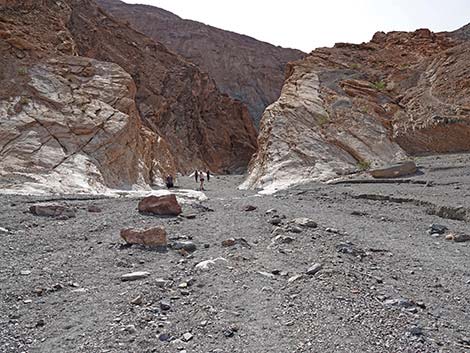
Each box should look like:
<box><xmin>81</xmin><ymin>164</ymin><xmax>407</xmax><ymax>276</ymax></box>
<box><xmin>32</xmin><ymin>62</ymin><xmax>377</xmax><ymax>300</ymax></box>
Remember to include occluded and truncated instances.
<box><xmin>96</xmin><ymin>0</ymin><xmax>305</xmax><ymax>126</ymax></box>
<box><xmin>243</xmin><ymin>27</ymin><xmax>470</xmax><ymax>193</ymax></box>
<box><xmin>0</xmin><ymin>0</ymin><xmax>257</xmax><ymax>193</ymax></box>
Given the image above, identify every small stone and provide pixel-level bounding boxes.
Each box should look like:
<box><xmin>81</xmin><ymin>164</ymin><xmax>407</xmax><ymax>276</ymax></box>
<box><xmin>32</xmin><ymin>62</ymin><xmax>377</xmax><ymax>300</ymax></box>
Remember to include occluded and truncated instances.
<box><xmin>427</xmin><ymin>224</ymin><xmax>448</xmax><ymax>235</ymax></box>
<box><xmin>243</xmin><ymin>205</ymin><xmax>257</xmax><ymax>212</ymax></box>
<box><xmin>160</xmin><ymin>300</ymin><xmax>171</xmax><ymax>311</ymax></box>
<box><xmin>446</xmin><ymin>232</ymin><xmax>470</xmax><ymax>242</ymax></box>
<box><xmin>292</xmin><ymin>218</ymin><xmax>317</xmax><ymax>228</ymax></box>
<box><xmin>172</xmin><ymin>241</ymin><xmax>197</xmax><ymax>252</ymax></box>
<box><xmin>221</xmin><ymin>238</ymin><xmax>236</xmax><ymax>247</ymax></box>
<box><xmin>87</xmin><ymin>205</ymin><xmax>101</xmax><ymax>213</ymax></box>
<box><xmin>155</xmin><ymin>278</ymin><xmax>168</xmax><ymax>287</ymax></box>
<box><xmin>223</xmin><ymin>329</ymin><xmax>234</xmax><ymax>338</ymax></box>
<box><xmin>159</xmin><ymin>333</ymin><xmax>171</xmax><ymax>342</ymax></box>
<box><xmin>384</xmin><ymin>298</ymin><xmax>414</xmax><ymax>308</ymax></box>
<box><xmin>269</xmin><ymin>218</ymin><xmax>282</xmax><ymax>226</ymax></box>
<box><xmin>130</xmin><ymin>295</ymin><xmax>143</xmax><ymax>305</ymax></box>
<box><xmin>178</xmin><ymin>282</ymin><xmax>188</xmax><ymax>288</ymax></box>
<box><xmin>266</xmin><ymin>209</ymin><xmax>277</xmax><ymax>214</ymax></box>
<box><xmin>289</xmin><ymin>226</ymin><xmax>303</xmax><ymax>234</ymax></box>
<box><xmin>123</xmin><ymin>324</ymin><xmax>137</xmax><ymax>334</ymax></box>
<box><xmin>182</xmin><ymin>213</ymin><xmax>197</xmax><ymax>219</ymax></box>
<box><xmin>288</xmin><ymin>274</ymin><xmax>303</xmax><ymax>283</ymax></box>
<box><xmin>258</xmin><ymin>271</ymin><xmax>276</xmax><ymax>279</ymax></box>
<box><xmin>29</xmin><ymin>203</ymin><xmax>75</xmax><ymax>219</ymax></box>
<box><xmin>120</xmin><ymin>271</ymin><xmax>150</xmax><ymax>282</ymax></box>
<box><xmin>273</xmin><ymin>234</ymin><xmax>295</xmax><ymax>244</ymax></box>
<box><xmin>182</xmin><ymin>332</ymin><xmax>193</xmax><ymax>342</ymax></box>
<box><xmin>408</xmin><ymin>326</ymin><xmax>423</xmax><ymax>336</ymax></box>
<box><xmin>306</xmin><ymin>263</ymin><xmax>323</xmax><ymax>276</ymax></box>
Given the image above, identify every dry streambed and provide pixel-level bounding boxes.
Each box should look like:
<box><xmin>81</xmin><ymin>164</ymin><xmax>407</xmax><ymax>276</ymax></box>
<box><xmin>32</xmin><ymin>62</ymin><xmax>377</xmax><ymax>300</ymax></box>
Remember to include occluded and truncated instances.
<box><xmin>0</xmin><ymin>156</ymin><xmax>469</xmax><ymax>353</ymax></box>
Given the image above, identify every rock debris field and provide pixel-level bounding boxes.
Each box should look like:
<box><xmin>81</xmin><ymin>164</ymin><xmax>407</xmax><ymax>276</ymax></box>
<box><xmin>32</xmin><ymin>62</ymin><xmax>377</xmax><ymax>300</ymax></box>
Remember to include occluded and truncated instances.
<box><xmin>1</xmin><ymin>154</ymin><xmax>469</xmax><ymax>353</ymax></box>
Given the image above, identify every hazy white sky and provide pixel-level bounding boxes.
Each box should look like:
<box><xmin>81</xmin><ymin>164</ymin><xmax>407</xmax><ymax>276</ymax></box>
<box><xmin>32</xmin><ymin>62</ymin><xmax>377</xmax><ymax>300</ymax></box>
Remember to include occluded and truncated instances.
<box><xmin>123</xmin><ymin>0</ymin><xmax>470</xmax><ymax>52</ymax></box>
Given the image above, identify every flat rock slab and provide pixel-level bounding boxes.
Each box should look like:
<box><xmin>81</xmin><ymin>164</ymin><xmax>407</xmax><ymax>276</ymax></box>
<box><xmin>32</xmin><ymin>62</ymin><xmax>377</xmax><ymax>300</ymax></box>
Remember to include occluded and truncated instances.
<box><xmin>138</xmin><ymin>194</ymin><xmax>182</xmax><ymax>216</ymax></box>
<box><xmin>370</xmin><ymin>161</ymin><xmax>417</xmax><ymax>178</ymax></box>
<box><xmin>121</xmin><ymin>227</ymin><xmax>167</xmax><ymax>247</ymax></box>
<box><xmin>121</xmin><ymin>271</ymin><xmax>150</xmax><ymax>282</ymax></box>
<box><xmin>29</xmin><ymin>204</ymin><xmax>76</xmax><ymax>219</ymax></box>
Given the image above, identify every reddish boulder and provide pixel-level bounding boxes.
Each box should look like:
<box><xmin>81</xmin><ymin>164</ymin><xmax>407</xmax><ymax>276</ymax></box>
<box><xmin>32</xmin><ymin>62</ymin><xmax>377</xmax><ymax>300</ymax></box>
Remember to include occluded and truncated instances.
<box><xmin>138</xmin><ymin>195</ymin><xmax>182</xmax><ymax>216</ymax></box>
<box><xmin>121</xmin><ymin>227</ymin><xmax>167</xmax><ymax>247</ymax></box>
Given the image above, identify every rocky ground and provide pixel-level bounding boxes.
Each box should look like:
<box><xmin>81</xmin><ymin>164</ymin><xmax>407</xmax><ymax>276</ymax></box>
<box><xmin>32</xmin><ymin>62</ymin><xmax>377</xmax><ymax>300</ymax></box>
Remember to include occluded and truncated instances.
<box><xmin>0</xmin><ymin>154</ymin><xmax>469</xmax><ymax>353</ymax></box>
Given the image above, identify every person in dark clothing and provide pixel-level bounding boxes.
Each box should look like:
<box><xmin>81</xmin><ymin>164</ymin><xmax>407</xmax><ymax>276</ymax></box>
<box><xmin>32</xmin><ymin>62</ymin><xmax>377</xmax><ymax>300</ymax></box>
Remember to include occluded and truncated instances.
<box><xmin>194</xmin><ymin>170</ymin><xmax>199</xmax><ymax>182</ymax></box>
<box><xmin>166</xmin><ymin>175</ymin><xmax>174</xmax><ymax>189</ymax></box>
<box><xmin>206</xmin><ymin>170</ymin><xmax>210</xmax><ymax>182</ymax></box>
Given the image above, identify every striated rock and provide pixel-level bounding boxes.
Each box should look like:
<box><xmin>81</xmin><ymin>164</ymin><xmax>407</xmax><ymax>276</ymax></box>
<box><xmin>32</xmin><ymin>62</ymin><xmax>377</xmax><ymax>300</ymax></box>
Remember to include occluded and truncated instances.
<box><xmin>96</xmin><ymin>0</ymin><xmax>304</xmax><ymax>125</ymax></box>
<box><xmin>138</xmin><ymin>195</ymin><xmax>182</xmax><ymax>216</ymax></box>
<box><xmin>370</xmin><ymin>161</ymin><xmax>417</xmax><ymax>178</ymax></box>
<box><xmin>120</xmin><ymin>227</ymin><xmax>167</xmax><ymax>247</ymax></box>
<box><xmin>243</xmin><ymin>27</ymin><xmax>470</xmax><ymax>192</ymax></box>
<box><xmin>0</xmin><ymin>0</ymin><xmax>257</xmax><ymax>194</ymax></box>
<box><xmin>30</xmin><ymin>204</ymin><xmax>75</xmax><ymax>219</ymax></box>
<box><xmin>0</xmin><ymin>56</ymin><xmax>161</xmax><ymax>194</ymax></box>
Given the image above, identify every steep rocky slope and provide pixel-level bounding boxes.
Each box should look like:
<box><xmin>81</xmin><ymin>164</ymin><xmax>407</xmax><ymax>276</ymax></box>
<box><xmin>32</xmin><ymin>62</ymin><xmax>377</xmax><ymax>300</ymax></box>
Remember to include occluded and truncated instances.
<box><xmin>243</xmin><ymin>27</ymin><xmax>470</xmax><ymax>192</ymax></box>
<box><xmin>96</xmin><ymin>0</ymin><xmax>305</xmax><ymax>126</ymax></box>
<box><xmin>0</xmin><ymin>0</ymin><xmax>257</xmax><ymax>193</ymax></box>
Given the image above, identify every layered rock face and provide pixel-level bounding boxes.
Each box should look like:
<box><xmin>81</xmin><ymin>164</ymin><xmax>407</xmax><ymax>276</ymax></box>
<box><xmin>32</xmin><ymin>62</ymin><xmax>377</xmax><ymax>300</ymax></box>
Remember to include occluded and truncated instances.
<box><xmin>243</xmin><ymin>28</ymin><xmax>470</xmax><ymax>192</ymax></box>
<box><xmin>96</xmin><ymin>0</ymin><xmax>305</xmax><ymax>126</ymax></box>
<box><xmin>0</xmin><ymin>56</ymin><xmax>163</xmax><ymax>194</ymax></box>
<box><xmin>0</xmin><ymin>0</ymin><xmax>257</xmax><ymax>193</ymax></box>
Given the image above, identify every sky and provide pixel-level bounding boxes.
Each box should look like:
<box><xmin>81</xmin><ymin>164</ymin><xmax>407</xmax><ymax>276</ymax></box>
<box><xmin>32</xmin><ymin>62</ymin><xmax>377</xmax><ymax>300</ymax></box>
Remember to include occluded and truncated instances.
<box><xmin>122</xmin><ymin>0</ymin><xmax>470</xmax><ymax>52</ymax></box>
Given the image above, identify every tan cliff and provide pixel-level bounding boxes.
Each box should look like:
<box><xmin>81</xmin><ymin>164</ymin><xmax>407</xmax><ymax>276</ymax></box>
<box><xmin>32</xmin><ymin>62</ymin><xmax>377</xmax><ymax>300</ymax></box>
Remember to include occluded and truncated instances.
<box><xmin>0</xmin><ymin>0</ymin><xmax>257</xmax><ymax>193</ymax></box>
<box><xmin>243</xmin><ymin>27</ymin><xmax>470</xmax><ymax>193</ymax></box>
<box><xmin>96</xmin><ymin>0</ymin><xmax>305</xmax><ymax>126</ymax></box>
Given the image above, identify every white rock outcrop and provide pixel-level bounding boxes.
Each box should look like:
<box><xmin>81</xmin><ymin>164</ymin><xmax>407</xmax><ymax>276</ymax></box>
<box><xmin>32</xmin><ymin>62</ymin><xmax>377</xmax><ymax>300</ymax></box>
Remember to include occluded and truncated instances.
<box><xmin>0</xmin><ymin>56</ymin><xmax>171</xmax><ymax>194</ymax></box>
<box><xmin>241</xmin><ymin>66</ymin><xmax>407</xmax><ymax>194</ymax></box>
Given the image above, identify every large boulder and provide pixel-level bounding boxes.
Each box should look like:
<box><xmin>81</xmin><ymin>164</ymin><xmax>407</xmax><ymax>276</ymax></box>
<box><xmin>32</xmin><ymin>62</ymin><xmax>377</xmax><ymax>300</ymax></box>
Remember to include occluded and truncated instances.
<box><xmin>120</xmin><ymin>227</ymin><xmax>167</xmax><ymax>247</ymax></box>
<box><xmin>138</xmin><ymin>195</ymin><xmax>182</xmax><ymax>216</ymax></box>
<box><xmin>369</xmin><ymin>161</ymin><xmax>417</xmax><ymax>178</ymax></box>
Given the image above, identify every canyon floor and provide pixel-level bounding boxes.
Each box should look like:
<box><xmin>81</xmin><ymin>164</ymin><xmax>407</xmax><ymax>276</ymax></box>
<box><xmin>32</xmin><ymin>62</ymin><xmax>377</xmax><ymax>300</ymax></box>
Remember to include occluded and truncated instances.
<box><xmin>0</xmin><ymin>154</ymin><xmax>469</xmax><ymax>353</ymax></box>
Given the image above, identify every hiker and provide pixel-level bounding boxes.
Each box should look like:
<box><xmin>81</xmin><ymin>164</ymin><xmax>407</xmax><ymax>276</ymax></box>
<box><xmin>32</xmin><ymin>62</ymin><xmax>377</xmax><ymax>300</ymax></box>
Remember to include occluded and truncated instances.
<box><xmin>194</xmin><ymin>170</ymin><xmax>199</xmax><ymax>182</ymax></box>
<box><xmin>199</xmin><ymin>170</ymin><xmax>205</xmax><ymax>191</ymax></box>
<box><xmin>166</xmin><ymin>175</ymin><xmax>174</xmax><ymax>189</ymax></box>
<box><xmin>206</xmin><ymin>170</ymin><xmax>210</xmax><ymax>182</ymax></box>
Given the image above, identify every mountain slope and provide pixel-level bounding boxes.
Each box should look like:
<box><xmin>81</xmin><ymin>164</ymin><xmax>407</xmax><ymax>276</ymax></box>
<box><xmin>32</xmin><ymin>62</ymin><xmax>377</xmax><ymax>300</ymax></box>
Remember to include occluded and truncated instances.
<box><xmin>96</xmin><ymin>0</ymin><xmax>305</xmax><ymax>126</ymax></box>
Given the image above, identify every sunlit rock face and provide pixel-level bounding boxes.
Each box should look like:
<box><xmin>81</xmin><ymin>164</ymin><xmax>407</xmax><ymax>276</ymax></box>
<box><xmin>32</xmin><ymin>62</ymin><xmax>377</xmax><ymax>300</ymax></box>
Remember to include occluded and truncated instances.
<box><xmin>0</xmin><ymin>56</ymin><xmax>168</xmax><ymax>194</ymax></box>
<box><xmin>0</xmin><ymin>0</ymin><xmax>258</xmax><ymax>193</ymax></box>
<box><xmin>243</xmin><ymin>27</ymin><xmax>470</xmax><ymax>193</ymax></box>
